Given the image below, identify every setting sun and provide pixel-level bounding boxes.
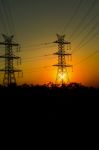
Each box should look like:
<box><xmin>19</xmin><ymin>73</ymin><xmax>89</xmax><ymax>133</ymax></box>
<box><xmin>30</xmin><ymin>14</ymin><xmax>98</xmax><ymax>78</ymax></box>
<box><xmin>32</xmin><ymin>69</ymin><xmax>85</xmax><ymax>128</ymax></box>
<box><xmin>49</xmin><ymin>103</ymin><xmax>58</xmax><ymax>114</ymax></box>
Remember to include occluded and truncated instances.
<box><xmin>59</xmin><ymin>73</ymin><xmax>66</xmax><ymax>80</ymax></box>
<box><xmin>0</xmin><ymin>0</ymin><xmax>99</xmax><ymax>120</ymax></box>
<box><xmin>0</xmin><ymin>0</ymin><xmax>99</xmax><ymax>87</ymax></box>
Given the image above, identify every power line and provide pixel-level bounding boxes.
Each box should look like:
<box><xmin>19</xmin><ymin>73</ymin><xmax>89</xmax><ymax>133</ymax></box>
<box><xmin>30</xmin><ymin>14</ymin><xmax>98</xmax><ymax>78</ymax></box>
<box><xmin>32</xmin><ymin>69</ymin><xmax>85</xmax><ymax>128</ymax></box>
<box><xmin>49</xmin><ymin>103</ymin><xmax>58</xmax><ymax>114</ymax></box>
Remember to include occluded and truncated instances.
<box><xmin>74</xmin><ymin>50</ymin><xmax>99</xmax><ymax>67</ymax></box>
<box><xmin>62</xmin><ymin>0</ymin><xmax>84</xmax><ymax>34</ymax></box>
<box><xmin>21</xmin><ymin>46</ymin><xmax>54</xmax><ymax>51</ymax></box>
<box><xmin>61</xmin><ymin>0</ymin><xmax>77</xmax><ymax>33</ymax></box>
<box><xmin>77</xmin><ymin>32</ymin><xmax>98</xmax><ymax>53</ymax></box>
<box><xmin>72</xmin><ymin>20</ymin><xmax>99</xmax><ymax>54</ymax></box>
<box><xmin>21</xmin><ymin>50</ymin><xmax>99</xmax><ymax>74</ymax></box>
<box><xmin>0</xmin><ymin>0</ymin><xmax>12</xmax><ymax>34</ymax></box>
<box><xmin>31</xmin><ymin>50</ymin><xmax>99</xmax><ymax>71</ymax></box>
<box><xmin>71</xmin><ymin>10</ymin><xmax>99</xmax><ymax>43</ymax></box>
<box><xmin>23</xmin><ymin>53</ymin><xmax>53</xmax><ymax>60</ymax></box>
<box><xmin>69</xmin><ymin>0</ymin><xmax>99</xmax><ymax>55</ymax></box>
<box><xmin>5</xmin><ymin>0</ymin><xmax>17</xmax><ymax>37</ymax></box>
<box><xmin>22</xmin><ymin>42</ymin><xmax>53</xmax><ymax>47</ymax></box>
<box><xmin>69</xmin><ymin>0</ymin><xmax>98</xmax><ymax>41</ymax></box>
<box><xmin>61</xmin><ymin>0</ymin><xmax>99</xmax><ymax>57</ymax></box>
<box><xmin>22</xmin><ymin>56</ymin><xmax>56</xmax><ymax>64</ymax></box>
<box><xmin>0</xmin><ymin>0</ymin><xmax>16</xmax><ymax>36</ymax></box>
<box><xmin>19</xmin><ymin>50</ymin><xmax>99</xmax><ymax>75</ymax></box>
<box><xmin>0</xmin><ymin>0</ymin><xmax>9</xmax><ymax>33</ymax></box>
<box><xmin>20</xmin><ymin>65</ymin><xmax>54</xmax><ymax>74</ymax></box>
<box><xmin>15</xmin><ymin>52</ymin><xmax>54</xmax><ymax>63</ymax></box>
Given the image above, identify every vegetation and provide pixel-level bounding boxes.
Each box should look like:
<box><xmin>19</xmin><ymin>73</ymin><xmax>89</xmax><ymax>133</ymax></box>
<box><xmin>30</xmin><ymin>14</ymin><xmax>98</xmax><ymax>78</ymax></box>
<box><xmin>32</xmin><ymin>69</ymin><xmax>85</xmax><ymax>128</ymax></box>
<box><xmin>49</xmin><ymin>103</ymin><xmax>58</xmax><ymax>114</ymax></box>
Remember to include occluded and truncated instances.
<box><xmin>0</xmin><ymin>83</ymin><xmax>99</xmax><ymax>120</ymax></box>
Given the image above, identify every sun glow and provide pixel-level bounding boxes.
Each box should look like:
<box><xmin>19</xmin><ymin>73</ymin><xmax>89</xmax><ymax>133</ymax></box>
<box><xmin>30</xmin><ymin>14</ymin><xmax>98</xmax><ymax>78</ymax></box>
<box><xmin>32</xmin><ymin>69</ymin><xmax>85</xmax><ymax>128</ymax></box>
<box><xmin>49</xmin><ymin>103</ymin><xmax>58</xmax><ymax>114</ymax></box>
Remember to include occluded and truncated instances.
<box><xmin>59</xmin><ymin>73</ymin><xmax>66</xmax><ymax>80</ymax></box>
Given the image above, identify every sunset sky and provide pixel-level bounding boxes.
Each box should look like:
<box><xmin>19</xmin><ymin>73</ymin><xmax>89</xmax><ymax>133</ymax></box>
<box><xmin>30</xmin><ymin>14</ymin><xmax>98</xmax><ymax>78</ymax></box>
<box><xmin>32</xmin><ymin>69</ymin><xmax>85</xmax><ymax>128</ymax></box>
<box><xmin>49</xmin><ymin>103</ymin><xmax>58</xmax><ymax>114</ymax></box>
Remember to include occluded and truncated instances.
<box><xmin>0</xmin><ymin>0</ymin><xmax>99</xmax><ymax>87</ymax></box>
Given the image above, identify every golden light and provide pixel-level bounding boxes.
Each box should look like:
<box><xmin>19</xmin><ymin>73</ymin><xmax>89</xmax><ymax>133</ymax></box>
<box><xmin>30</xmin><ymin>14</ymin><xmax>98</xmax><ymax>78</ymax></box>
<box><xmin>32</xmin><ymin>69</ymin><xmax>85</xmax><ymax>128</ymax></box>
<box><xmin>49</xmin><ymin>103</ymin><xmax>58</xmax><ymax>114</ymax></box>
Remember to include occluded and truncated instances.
<box><xmin>59</xmin><ymin>73</ymin><xmax>66</xmax><ymax>80</ymax></box>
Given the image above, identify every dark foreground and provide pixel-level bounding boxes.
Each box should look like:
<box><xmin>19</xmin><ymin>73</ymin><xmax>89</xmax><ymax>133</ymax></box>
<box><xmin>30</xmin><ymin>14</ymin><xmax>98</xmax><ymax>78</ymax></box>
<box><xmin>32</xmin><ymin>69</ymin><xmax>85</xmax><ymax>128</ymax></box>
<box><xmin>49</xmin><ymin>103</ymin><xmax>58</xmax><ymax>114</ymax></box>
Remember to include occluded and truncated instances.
<box><xmin>0</xmin><ymin>83</ymin><xmax>99</xmax><ymax>120</ymax></box>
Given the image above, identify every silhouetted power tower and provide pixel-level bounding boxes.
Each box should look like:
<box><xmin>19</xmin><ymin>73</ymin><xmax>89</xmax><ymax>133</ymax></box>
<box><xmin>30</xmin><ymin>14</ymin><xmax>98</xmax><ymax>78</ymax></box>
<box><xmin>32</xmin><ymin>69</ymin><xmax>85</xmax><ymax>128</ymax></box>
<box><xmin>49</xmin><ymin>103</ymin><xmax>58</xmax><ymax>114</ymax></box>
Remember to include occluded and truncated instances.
<box><xmin>0</xmin><ymin>34</ymin><xmax>22</xmax><ymax>86</ymax></box>
<box><xmin>53</xmin><ymin>34</ymin><xmax>72</xmax><ymax>86</ymax></box>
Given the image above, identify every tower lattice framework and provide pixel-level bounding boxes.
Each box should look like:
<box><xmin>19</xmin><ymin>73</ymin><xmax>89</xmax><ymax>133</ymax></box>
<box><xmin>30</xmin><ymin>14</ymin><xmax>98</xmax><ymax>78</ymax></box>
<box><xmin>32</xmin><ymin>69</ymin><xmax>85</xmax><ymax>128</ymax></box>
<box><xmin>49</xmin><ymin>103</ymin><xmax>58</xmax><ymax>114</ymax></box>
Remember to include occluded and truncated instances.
<box><xmin>53</xmin><ymin>34</ymin><xmax>72</xmax><ymax>86</ymax></box>
<box><xmin>0</xmin><ymin>34</ymin><xmax>22</xmax><ymax>86</ymax></box>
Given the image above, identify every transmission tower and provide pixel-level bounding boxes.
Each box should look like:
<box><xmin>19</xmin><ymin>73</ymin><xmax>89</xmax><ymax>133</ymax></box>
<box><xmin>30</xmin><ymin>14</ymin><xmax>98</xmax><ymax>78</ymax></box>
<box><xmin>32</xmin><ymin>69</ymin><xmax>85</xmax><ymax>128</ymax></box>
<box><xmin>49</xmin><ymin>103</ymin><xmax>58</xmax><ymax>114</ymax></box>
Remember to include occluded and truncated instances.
<box><xmin>53</xmin><ymin>34</ymin><xmax>72</xmax><ymax>86</ymax></box>
<box><xmin>0</xmin><ymin>34</ymin><xmax>22</xmax><ymax>86</ymax></box>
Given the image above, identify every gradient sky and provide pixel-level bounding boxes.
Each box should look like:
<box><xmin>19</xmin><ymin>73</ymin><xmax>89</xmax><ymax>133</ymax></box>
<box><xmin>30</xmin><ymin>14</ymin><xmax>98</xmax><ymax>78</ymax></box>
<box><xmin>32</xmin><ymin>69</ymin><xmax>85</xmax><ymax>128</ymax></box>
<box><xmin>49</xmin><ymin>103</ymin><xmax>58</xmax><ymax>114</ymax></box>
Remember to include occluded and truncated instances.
<box><xmin>0</xmin><ymin>0</ymin><xmax>99</xmax><ymax>87</ymax></box>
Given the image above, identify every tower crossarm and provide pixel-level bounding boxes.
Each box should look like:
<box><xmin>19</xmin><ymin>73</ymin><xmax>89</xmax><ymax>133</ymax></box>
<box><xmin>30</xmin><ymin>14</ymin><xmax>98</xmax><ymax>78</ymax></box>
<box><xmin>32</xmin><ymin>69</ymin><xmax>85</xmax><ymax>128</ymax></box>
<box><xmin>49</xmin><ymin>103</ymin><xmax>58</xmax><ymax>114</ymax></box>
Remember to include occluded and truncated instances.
<box><xmin>0</xmin><ymin>42</ymin><xmax>19</xmax><ymax>46</ymax></box>
<box><xmin>0</xmin><ymin>55</ymin><xmax>21</xmax><ymax>59</ymax></box>
<box><xmin>54</xmin><ymin>52</ymin><xmax>71</xmax><ymax>55</ymax></box>
<box><xmin>53</xmin><ymin>64</ymin><xmax>72</xmax><ymax>67</ymax></box>
<box><xmin>0</xmin><ymin>69</ymin><xmax>22</xmax><ymax>72</ymax></box>
<box><xmin>53</xmin><ymin>41</ymin><xmax>70</xmax><ymax>44</ymax></box>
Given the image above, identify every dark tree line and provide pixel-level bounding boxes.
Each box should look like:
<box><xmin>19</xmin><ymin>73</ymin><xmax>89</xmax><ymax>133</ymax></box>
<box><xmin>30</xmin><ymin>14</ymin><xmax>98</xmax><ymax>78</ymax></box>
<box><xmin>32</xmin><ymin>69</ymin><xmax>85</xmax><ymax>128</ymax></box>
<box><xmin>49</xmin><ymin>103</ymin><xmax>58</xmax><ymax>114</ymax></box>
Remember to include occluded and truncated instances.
<box><xmin>0</xmin><ymin>83</ymin><xmax>99</xmax><ymax>120</ymax></box>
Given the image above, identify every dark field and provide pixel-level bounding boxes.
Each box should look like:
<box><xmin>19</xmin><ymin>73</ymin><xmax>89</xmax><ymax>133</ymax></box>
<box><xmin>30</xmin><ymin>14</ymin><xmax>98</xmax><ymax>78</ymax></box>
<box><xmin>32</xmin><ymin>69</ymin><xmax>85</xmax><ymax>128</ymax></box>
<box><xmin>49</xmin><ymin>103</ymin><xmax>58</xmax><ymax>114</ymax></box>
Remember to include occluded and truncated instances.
<box><xmin>0</xmin><ymin>83</ymin><xmax>99</xmax><ymax>120</ymax></box>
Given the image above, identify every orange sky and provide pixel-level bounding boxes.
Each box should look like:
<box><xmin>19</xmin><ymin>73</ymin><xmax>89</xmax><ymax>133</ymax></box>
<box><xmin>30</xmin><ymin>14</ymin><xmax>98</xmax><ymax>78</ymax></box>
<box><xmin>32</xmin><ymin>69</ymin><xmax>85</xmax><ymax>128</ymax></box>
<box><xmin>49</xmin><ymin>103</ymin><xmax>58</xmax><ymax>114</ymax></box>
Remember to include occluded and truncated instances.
<box><xmin>16</xmin><ymin>41</ymin><xmax>99</xmax><ymax>87</ymax></box>
<box><xmin>0</xmin><ymin>0</ymin><xmax>99</xmax><ymax>87</ymax></box>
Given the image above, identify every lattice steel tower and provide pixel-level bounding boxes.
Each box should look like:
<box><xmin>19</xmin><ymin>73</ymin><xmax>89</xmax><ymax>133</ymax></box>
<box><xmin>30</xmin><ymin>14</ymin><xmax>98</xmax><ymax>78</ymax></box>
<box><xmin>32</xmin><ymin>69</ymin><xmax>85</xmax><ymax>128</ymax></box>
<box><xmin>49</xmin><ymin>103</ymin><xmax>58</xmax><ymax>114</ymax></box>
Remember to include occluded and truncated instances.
<box><xmin>0</xmin><ymin>34</ymin><xmax>22</xmax><ymax>86</ymax></box>
<box><xmin>53</xmin><ymin>34</ymin><xmax>72</xmax><ymax>86</ymax></box>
